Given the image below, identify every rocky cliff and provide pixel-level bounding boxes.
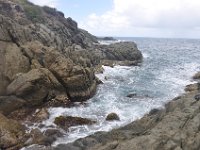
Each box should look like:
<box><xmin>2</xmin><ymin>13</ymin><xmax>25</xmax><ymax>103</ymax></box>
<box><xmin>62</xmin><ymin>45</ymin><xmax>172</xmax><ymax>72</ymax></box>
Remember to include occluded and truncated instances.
<box><xmin>0</xmin><ymin>0</ymin><xmax>142</xmax><ymax>149</ymax></box>
<box><xmin>0</xmin><ymin>0</ymin><xmax>142</xmax><ymax>107</ymax></box>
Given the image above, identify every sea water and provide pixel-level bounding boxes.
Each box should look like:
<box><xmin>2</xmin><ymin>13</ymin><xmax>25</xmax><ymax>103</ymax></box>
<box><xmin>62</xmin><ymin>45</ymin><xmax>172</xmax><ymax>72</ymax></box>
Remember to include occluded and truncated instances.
<box><xmin>40</xmin><ymin>38</ymin><xmax>200</xmax><ymax>145</ymax></box>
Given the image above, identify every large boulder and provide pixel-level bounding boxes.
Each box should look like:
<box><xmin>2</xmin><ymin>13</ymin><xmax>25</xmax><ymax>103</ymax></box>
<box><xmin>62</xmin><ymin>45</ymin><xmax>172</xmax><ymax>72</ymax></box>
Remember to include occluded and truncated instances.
<box><xmin>6</xmin><ymin>68</ymin><xmax>66</xmax><ymax>106</ymax></box>
<box><xmin>0</xmin><ymin>41</ymin><xmax>30</xmax><ymax>95</ymax></box>
<box><xmin>44</xmin><ymin>51</ymin><xmax>97</xmax><ymax>102</ymax></box>
<box><xmin>104</xmin><ymin>42</ymin><xmax>143</xmax><ymax>64</ymax></box>
<box><xmin>0</xmin><ymin>113</ymin><xmax>26</xmax><ymax>149</ymax></box>
<box><xmin>0</xmin><ymin>96</ymin><xmax>25</xmax><ymax>115</ymax></box>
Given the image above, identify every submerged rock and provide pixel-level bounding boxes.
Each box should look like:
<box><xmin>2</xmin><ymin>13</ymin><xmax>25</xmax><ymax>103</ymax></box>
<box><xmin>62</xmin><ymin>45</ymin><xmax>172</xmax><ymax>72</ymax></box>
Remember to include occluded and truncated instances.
<box><xmin>127</xmin><ymin>93</ymin><xmax>137</xmax><ymax>98</ymax></box>
<box><xmin>126</xmin><ymin>93</ymin><xmax>152</xmax><ymax>99</ymax></box>
<box><xmin>54</xmin><ymin>116</ymin><xmax>96</xmax><ymax>130</ymax></box>
<box><xmin>106</xmin><ymin>113</ymin><xmax>120</xmax><ymax>121</ymax></box>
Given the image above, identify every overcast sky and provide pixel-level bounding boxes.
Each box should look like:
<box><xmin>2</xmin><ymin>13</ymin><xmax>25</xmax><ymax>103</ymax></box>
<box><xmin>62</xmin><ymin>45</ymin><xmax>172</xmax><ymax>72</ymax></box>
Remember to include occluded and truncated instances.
<box><xmin>29</xmin><ymin>0</ymin><xmax>200</xmax><ymax>38</ymax></box>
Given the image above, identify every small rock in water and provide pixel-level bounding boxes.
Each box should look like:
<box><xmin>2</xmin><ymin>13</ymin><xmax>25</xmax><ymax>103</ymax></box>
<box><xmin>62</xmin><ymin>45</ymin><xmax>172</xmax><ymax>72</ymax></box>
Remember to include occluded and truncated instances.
<box><xmin>104</xmin><ymin>76</ymin><xmax>108</xmax><ymax>80</ymax></box>
<box><xmin>106</xmin><ymin>113</ymin><xmax>120</xmax><ymax>121</ymax></box>
<box><xmin>127</xmin><ymin>93</ymin><xmax>137</xmax><ymax>98</ymax></box>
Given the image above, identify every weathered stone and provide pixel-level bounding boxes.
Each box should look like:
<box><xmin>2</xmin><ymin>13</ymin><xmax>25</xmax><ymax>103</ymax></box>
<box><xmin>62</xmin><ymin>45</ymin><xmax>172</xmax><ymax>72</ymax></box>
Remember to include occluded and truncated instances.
<box><xmin>0</xmin><ymin>113</ymin><xmax>26</xmax><ymax>149</ymax></box>
<box><xmin>46</xmin><ymin>94</ymin><xmax>71</xmax><ymax>107</ymax></box>
<box><xmin>54</xmin><ymin>116</ymin><xmax>96</xmax><ymax>130</ymax></box>
<box><xmin>44</xmin><ymin>129</ymin><xmax>64</xmax><ymax>138</ymax></box>
<box><xmin>0</xmin><ymin>96</ymin><xmax>25</xmax><ymax>115</ymax></box>
<box><xmin>44</xmin><ymin>51</ymin><xmax>97</xmax><ymax>102</ymax></box>
<box><xmin>31</xmin><ymin>108</ymin><xmax>50</xmax><ymax>122</ymax></box>
<box><xmin>7</xmin><ymin>68</ymin><xmax>65</xmax><ymax>106</ymax></box>
<box><xmin>100</xmin><ymin>42</ymin><xmax>143</xmax><ymax>65</ymax></box>
<box><xmin>0</xmin><ymin>0</ymin><xmax>144</xmax><ymax>149</ymax></box>
<box><xmin>106</xmin><ymin>113</ymin><xmax>120</xmax><ymax>121</ymax></box>
<box><xmin>185</xmin><ymin>83</ymin><xmax>200</xmax><ymax>92</ymax></box>
<box><xmin>0</xmin><ymin>42</ymin><xmax>30</xmax><ymax>95</ymax></box>
<box><xmin>29</xmin><ymin>129</ymin><xmax>55</xmax><ymax>146</ymax></box>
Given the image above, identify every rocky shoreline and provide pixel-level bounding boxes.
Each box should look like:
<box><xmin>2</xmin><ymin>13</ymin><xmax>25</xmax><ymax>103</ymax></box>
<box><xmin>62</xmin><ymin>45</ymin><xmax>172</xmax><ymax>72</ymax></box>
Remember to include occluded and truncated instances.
<box><xmin>53</xmin><ymin>74</ymin><xmax>200</xmax><ymax>150</ymax></box>
<box><xmin>0</xmin><ymin>1</ymin><xmax>200</xmax><ymax>150</ymax></box>
<box><xmin>0</xmin><ymin>0</ymin><xmax>142</xmax><ymax>149</ymax></box>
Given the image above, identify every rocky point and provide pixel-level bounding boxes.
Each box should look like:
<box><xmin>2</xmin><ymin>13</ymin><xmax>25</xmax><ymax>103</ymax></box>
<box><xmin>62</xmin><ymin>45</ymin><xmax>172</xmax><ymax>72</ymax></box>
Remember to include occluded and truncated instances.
<box><xmin>0</xmin><ymin>0</ymin><xmax>143</xmax><ymax>149</ymax></box>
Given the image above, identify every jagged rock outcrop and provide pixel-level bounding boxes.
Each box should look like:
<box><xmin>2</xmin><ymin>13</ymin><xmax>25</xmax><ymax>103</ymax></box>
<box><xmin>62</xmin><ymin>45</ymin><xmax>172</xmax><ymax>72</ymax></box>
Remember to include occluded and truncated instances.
<box><xmin>0</xmin><ymin>0</ymin><xmax>143</xmax><ymax>149</ymax></box>
<box><xmin>0</xmin><ymin>0</ymin><xmax>142</xmax><ymax>115</ymax></box>
<box><xmin>0</xmin><ymin>113</ymin><xmax>26</xmax><ymax>149</ymax></box>
<box><xmin>6</xmin><ymin>68</ymin><xmax>66</xmax><ymax>106</ymax></box>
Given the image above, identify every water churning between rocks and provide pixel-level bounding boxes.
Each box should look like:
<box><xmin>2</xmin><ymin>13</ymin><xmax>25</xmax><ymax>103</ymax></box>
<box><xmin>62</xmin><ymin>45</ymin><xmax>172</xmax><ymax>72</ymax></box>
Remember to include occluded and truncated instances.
<box><xmin>42</xmin><ymin>38</ymin><xmax>200</xmax><ymax>145</ymax></box>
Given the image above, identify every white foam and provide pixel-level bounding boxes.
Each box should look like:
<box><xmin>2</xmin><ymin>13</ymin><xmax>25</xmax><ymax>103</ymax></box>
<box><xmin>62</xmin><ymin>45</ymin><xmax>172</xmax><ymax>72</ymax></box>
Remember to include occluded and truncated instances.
<box><xmin>143</xmin><ymin>52</ymin><xmax>150</xmax><ymax>58</ymax></box>
<box><xmin>157</xmin><ymin>62</ymin><xmax>199</xmax><ymax>99</ymax></box>
<box><xmin>98</xmin><ymin>39</ymin><xmax>122</xmax><ymax>45</ymax></box>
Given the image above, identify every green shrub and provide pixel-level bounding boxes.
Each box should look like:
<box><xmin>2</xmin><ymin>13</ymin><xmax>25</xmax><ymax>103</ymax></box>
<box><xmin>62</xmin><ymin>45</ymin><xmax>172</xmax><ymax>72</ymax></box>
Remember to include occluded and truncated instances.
<box><xmin>17</xmin><ymin>0</ymin><xmax>44</xmax><ymax>22</ymax></box>
<box><xmin>25</xmin><ymin>5</ymin><xmax>44</xmax><ymax>22</ymax></box>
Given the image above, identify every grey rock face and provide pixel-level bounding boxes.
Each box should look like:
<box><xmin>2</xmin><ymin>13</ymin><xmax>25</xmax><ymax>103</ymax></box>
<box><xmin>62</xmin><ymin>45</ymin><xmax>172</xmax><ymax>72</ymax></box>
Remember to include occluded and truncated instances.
<box><xmin>0</xmin><ymin>0</ymin><xmax>142</xmax><ymax>114</ymax></box>
<box><xmin>0</xmin><ymin>1</ymin><xmax>143</xmax><ymax>149</ymax></box>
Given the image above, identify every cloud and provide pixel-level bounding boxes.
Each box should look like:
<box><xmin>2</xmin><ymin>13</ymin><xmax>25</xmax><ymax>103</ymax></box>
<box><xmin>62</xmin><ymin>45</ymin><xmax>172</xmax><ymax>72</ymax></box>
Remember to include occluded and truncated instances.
<box><xmin>80</xmin><ymin>0</ymin><xmax>200</xmax><ymax>38</ymax></box>
<box><xmin>29</xmin><ymin>0</ymin><xmax>58</xmax><ymax>7</ymax></box>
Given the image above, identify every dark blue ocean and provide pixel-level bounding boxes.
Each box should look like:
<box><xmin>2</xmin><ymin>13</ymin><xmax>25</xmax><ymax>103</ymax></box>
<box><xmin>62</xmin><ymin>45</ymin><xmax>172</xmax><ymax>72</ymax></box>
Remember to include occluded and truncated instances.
<box><xmin>33</xmin><ymin>38</ymin><xmax>200</xmax><ymax>145</ymax></box>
